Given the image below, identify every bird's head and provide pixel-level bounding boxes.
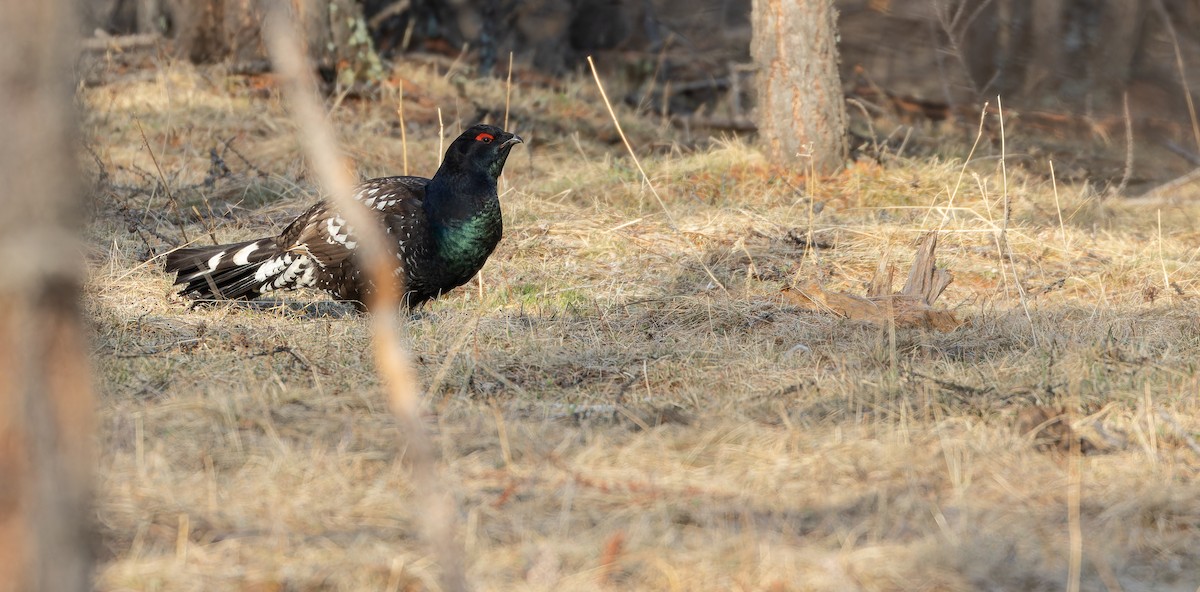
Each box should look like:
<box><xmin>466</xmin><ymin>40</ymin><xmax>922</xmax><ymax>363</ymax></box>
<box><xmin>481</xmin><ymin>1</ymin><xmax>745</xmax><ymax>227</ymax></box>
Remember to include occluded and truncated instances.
<box><xmin>441</xmin><ymin>123</ymin><xmax>523</xmax><ymax>179</ymax></box>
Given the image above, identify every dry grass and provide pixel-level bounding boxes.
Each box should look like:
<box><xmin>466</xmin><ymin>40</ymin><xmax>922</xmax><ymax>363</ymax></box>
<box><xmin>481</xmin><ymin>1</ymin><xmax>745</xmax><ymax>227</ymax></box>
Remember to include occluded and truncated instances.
<box><xmin>82</xmin><ymin>56</ymin><xmax>1200</xmax><ymax>591</ymax></box>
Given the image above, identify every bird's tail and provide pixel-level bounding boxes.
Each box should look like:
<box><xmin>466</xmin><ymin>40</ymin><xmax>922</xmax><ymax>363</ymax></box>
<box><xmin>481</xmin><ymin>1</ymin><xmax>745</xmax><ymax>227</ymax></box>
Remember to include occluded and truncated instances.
<box><xmin>164</xmin><ymin>238</ymin><xmax>284</xmax><ymax>301</ymax></box>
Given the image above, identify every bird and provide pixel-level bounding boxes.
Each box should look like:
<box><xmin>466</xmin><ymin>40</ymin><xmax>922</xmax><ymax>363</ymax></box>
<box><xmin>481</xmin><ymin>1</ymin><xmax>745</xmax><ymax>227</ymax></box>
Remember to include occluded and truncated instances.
<box><xmin>164</xmin><ymin>123</ymin><xmax>523</xmax><ymax>310</ymax></box>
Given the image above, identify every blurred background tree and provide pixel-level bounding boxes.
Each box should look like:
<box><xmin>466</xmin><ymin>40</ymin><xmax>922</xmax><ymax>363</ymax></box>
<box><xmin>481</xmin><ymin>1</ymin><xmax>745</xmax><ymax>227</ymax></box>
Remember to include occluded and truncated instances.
<box><xmin>750</xmin><ymin>0</ymin><xmax>848</xmax><ymax>173</ymax></box>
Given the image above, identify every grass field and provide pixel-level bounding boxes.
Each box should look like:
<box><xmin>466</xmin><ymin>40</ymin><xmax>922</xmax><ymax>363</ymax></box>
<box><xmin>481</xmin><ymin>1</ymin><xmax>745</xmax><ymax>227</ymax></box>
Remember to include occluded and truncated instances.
<box><xmin>82</xmin><ymin>56</ymin><xmax>1200</xmax><ymax>591</ymax></box>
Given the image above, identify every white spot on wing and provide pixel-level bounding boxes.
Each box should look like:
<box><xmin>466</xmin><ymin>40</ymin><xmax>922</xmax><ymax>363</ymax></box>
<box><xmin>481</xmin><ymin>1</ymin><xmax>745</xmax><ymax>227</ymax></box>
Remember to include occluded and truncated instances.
<box><xmin>207</xmin><ymin>251</ymin><xmax>226</xmax><ymax>270</ymax></box>
<box><xmin>323</xmin><ymin>214</ymin><xmax>356</xmax><ymax>247</ymax></box>
<box><xmin>326</xmin><ymin>216</ymin><xmax>343</xmax><ymax>238</ymax></box>
<box><xmin>254</xmin><ymin>254</ymin><xmax>291</xmax><ymax>286</ymax></box>
<box><xmin>274</xmin><ymin>256</ymin><xmax>308</xmax><ymax>288</ymax></box>
<box><xmin>298</xmin><ymin>264</ymin><xmax>315</xmax><ymax>287</ymax></box>
<box><xmin>232</xmin><ymin>242</ymin><xmax>259</xmax><ymax>266</ymax></box>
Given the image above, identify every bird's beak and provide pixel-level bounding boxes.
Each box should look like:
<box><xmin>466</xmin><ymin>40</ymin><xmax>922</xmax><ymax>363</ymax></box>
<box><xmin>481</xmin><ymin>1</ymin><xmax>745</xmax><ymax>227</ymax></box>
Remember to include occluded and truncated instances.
<box><xmin>500</xmin><ymin>134</ymin><xmax>523</xmax><ymax>148</ymax></box>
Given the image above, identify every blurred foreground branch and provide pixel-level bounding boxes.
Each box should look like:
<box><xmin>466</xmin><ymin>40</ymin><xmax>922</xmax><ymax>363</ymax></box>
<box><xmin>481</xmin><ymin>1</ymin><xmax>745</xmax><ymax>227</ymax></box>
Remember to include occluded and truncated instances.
<box><xmin>263</xmin><ymin>8</ymin><xmax>467</xmax><ymax>592</ymax></box>
<box><xmin>0</xmin><ymin>0</ymin><xmax>94</xmax><ymax>591</ymax></box>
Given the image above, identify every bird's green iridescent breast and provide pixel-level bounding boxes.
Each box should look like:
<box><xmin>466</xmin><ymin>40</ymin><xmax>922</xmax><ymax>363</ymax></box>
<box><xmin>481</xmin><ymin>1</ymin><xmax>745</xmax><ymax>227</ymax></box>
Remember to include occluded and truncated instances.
<box><xmin>432</xmin><ymin>201</ymin><xmax>503</xmax><ymax>283</ymax></box>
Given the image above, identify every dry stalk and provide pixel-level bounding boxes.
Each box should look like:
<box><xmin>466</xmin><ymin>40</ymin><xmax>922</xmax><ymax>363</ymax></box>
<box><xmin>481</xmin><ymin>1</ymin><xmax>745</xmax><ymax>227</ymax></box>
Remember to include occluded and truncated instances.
<box><xmin>432</xmin><ymin>314</ymin><xmax>482</xmax><ymax>412</ymax></box>
<box><xmin>933</xmin><ymin>101</ymin><xmax>988</xmax><ymax>230</ymax></box>
<box><xmin>586</xmin><ymin>56</ymin><xmax>674</xmax><ymax>226</ymax></box>
<box><xmin>1049</xmin><ymin>160</ymin><xmax>1068</xmax><ymax>252</ymax></box>
<box><xmin>586</xmin><ymin>55</ymin><xmax>727</xmax><ymax>292</ymax></box>
<box><xmin>438</xmin><ymin>107</ymin><xmax>445</xmax><ymax>167</ymax></box>
<box><xmin>804</xmin><ymin>150</ymin><xmax>819</xmax><ymax>271</ymax></box>
<box><xmin>504</xmin><ymin>51</ymin><xmax>513</xmax><ymax>130</ymax></box>
<box><xmin>1158</xmin><ymin>209</ymin><xmax>1171</xmax><ymax>298</ymax></box>
<box><xmin>996</xmin><ymin>96</ymin><xmax>1037</xmax><ymax>344</ymax></box>
<box><xmin>444</xmin><ymin>41</ymin><xmax>470</xmax><ymax>81</ymax></box>
<box><xmin>135</xmin><ymin>118</ymin><xmax>189</xmax><ymax>242</ymax></box>
<box><xmin>397</xmin><ymin>83</ymin><xmax>408</xmax><ymax>175</ymax></box>
<box><xmin>1066</xmin><ymin>386</ymin><xmax>1082</xmax><ymax>592</ymax></box>
<box><xmin>264</xmin><ymin>10</ymin><xmax>467</xmax><ymax>592</ymax></box>
<box><xmin>998</xmin><ymin>97</ymin><xmax>1011</xmax><ymax>229</ymax></box>
<box><xmin>1114</xmin><ymin>92</ymin><xmax>1134</xmax><ymax>196</ymax></box>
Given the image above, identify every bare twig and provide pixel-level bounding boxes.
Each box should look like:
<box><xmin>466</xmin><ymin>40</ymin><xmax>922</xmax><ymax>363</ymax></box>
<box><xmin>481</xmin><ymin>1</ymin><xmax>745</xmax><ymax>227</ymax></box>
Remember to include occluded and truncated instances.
<box><xmin>221</xmin><ymin>137</ymin><xmax>269</xmax><ymax>178</ymax></box>
<box><xmin>1157</xmin><ymin>209</ymin><xmax>1171</xmax><ymax>298</ymax></box>
<box><xmin>1114</xmin><ymin>92</ymin><xmax>1134</xmax><ymax>196</ymax></box>
<box><xmin>503</xmin><ymin>51</ymin><xmax>513</xmax><ymax>130</ymax></box>
<box><xmin>368</xmin><ymin>0</ymin><xmax>412</xmax><ymax>30</ymax></box>
<box><xmin>1163</xmin><ymin>139</ymin><xmax>1200</xmax><ymax>166</ymax></box>
<box><xmin>1151</xmin><ymin>0</ymin><xmax>1200</xmax><ymax>154</ymax></box>
<box><xmin>397</xmin><ymin>83</ymin><xmax>408</xmax><ymax>175</ymax></box>
<box><xmin>586</xmin><ymin>55</ymin><xmax>727</xmax><ymax>293</ymax></box>
<box><xmin>264</xmin><ymin>10</ymin><xmax>467</xmax><ymax>592</ymax></box>
<box><xmin>996</xmin><ymin>96</ymin><xmax>1037</xmax><ymax>344</ymax></box>
<box><xmin>135</xmin><ymin>118</ymin><xmax>189</xmax><ymax>242</ymax></box>
<box><xmin>934</xmin><ymin>101</ymin><xmax>988</xmax><ymax>229</ymax></box>
<box><xmin>1048</xmin><ymin>160</ymin><xmax>1070</xmax><ymax>252</ymax></box>
<box><xmin>931</xmin><ymin>0</ymin><xmax>995</xmax><ymax>98</ymax></box>
<box><xmin>79</xmin><ymin>32</ymin><xmax>160</xmax><ymax>52</ymax></box>
<box><xmin>438</xmin><ymin>107</ymin><xmax>445</xmax><ymax>167</ymax></box>
<box><xmin>1067</xmin><ymin>394</ymin><xmax>1082</xmax><ymax>592</ymax></box>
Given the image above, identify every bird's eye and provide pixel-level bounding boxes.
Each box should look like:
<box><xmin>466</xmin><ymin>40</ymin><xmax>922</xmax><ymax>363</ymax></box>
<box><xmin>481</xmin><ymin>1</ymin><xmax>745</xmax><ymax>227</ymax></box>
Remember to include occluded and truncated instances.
<box><xmin>475</xmin><ymin>132</ymin><xmax>495</xmax><ymax>143</ymax></box>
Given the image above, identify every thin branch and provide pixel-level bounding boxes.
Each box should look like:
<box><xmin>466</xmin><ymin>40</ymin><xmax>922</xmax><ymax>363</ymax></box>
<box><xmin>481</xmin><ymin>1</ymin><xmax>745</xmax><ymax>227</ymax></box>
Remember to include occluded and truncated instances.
<box><xmin>135</xmin><ymin>118</ymin><xmax>189</xmax><ymax>242</ymax></box>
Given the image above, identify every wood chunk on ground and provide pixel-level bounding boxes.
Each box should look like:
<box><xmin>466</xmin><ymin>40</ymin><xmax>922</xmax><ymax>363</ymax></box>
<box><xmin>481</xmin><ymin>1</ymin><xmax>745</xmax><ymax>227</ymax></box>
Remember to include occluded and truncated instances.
<box><xmin>1015</xmin><ymin>405</ymin><xmax>1103</xmax><ymax>454</ymax></box>
<box><xmin>781</xmin><ymin>232</ymin><xmax>961</xmax><ymax>331</ymax></box>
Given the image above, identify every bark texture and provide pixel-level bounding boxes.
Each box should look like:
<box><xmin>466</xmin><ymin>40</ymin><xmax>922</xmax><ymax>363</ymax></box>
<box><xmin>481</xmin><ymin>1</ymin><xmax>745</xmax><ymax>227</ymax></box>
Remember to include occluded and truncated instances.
<box><xmin>0</xmin><ymin>0</ymin><xmax>95</xmax><ymax>590</ymax></box>
<box><xmin>751</xmin><ymin>0</ymin><xmax>848</xmax><ymax>172</ymax></box>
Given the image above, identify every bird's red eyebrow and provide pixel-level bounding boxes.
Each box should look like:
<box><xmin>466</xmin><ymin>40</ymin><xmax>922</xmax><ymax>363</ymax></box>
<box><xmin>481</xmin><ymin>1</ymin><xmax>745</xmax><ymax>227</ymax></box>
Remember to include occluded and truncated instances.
<box><xmin>475</xmin><ymin>132</ymin><xmax>495</xmax><ymax>142</ymax></box>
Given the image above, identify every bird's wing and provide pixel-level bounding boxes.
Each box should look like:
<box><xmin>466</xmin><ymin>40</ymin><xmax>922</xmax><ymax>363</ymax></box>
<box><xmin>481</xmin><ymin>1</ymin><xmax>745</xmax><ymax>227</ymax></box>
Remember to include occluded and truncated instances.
<box><xmin>277</xmin><ymin>177</ymin><xmax>429</xmax><ymax>268</ymax></box>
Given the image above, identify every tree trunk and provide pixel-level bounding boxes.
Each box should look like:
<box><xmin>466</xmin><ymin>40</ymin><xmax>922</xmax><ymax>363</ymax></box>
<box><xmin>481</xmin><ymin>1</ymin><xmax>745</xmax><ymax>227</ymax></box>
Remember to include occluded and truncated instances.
<box><xmin>751</xmin><ymin>0</ymin><xmax>848</xmax><ymax>173</ymax></box>
<box><xmin>138</xmin><ymin>0</ymin><xmax>162</xmax><ymax>33</ymax></box>
<box><xmin>0</xmin><ymin>0</ymin><xmax>95</xmax><ymax>591</ymax></box>
<box><xmin>162</xmin><ymin>0</ymin><xmax>382</xmax><ymax>81</ymax></box>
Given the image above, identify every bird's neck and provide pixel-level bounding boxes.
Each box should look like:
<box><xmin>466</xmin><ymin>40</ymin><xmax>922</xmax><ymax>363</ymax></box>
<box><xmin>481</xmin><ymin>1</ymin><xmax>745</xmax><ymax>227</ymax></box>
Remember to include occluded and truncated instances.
<box><xmin>425</xmin><ymin>167</ymin><xmax>495</xmax><ymax>224</ymax></box>
<box><xmin>424</xmin><ymin>169</ymin><xmax>503</xmax><ymax>269</ymax></box>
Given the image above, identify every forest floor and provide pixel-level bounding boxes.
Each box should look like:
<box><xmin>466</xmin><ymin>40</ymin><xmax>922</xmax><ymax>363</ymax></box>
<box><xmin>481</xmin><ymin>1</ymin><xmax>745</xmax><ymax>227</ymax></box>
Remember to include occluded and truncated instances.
<box><xmin>82</xmin><ymin>53</ymin><xmax>1200</xmax><ymax>591</ymax></box>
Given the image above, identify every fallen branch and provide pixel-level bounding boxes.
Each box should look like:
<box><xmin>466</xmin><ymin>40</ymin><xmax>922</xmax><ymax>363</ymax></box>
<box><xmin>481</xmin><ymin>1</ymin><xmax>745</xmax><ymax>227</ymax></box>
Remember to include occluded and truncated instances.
<box><xmin>781</xmin><ymin>232</ymin><xmax>961</xmax><ymax>331</ymax></box>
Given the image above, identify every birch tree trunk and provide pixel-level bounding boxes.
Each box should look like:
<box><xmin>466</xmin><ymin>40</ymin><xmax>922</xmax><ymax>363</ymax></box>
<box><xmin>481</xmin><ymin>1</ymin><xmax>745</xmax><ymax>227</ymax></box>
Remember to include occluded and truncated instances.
<box><xmin>751</xmin><ymin>0</ymin><xmax>847</xmax><ymax>173</ymax></box>
<box><xmin>0</xmin><ymin>0</ymin><xmax>94</xmax><ymax>590</ymax></box>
